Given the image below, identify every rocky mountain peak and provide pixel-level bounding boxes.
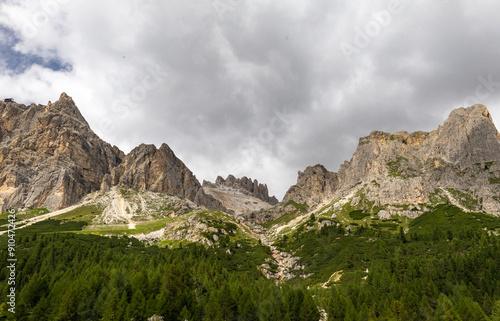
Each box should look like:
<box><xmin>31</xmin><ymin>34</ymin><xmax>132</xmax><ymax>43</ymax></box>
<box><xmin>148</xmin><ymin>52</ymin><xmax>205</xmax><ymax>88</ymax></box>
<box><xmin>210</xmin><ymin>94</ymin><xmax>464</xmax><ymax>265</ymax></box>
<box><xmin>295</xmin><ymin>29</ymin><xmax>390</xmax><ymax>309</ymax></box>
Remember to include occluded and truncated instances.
<box><xmin>278</xmin><ymin>104</ymin><xmax>500</xmax><ymax>218</ymax></box>
<box><xmin>433</xmin><ymin>104</ymin><xmax>500</xmax><ymax>166</ymax></box>
<box><xmin>0</xmin><ymin>94</ymin><xmax>227</xmax><ymax>213</ymax></box>
<box><xmin>448</xmin><ymin>104</ymin><xmax>494</xmax><ymax>123</ymax></box>
<box><xmin>359</xmin><ymin>130</ymin><xmax>430</xmax><ymax>147</ymax></box>
<box><xmin>0</xmin><ymin>94</ymin><xmax>123</xmax><ymax>212</ymax></box>
<box><xmin>104</xmin><ymin>143</ymin><xmax>226</xmax><ymax>211</ymax></box>
<box><xmin>204</xmin><ymin>175</ymin><xmax>279</xmax><ymax>205</ymax></box>
<box><xmin>283</xmin><ymin>164</ymin><xmax>339</xmax><ymax>206</ymax></box>
<box><xmin>45</xmin><ymin>92</ymin><xmax>89</xmax><ymax>127</ymax></box>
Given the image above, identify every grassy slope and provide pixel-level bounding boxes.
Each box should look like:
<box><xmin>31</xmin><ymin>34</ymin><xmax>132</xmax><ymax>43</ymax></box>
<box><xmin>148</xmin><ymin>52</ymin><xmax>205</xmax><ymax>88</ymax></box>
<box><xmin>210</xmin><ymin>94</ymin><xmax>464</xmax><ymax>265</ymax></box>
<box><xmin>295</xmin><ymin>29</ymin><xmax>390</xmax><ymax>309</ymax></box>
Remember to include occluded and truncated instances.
<box><xmin>0</xmin><ymin>208</ymin><xmax>50</xmax><ymax>231</ymax></box>
<box><xmin>2</xmin><ymin>199</ymin><xmax>500</xmax><ymax>319</ymax></box>
<box><xmin>278</xmin><ymin>204</ymin><xmax>500</xmax><ymax>287</ymax></box>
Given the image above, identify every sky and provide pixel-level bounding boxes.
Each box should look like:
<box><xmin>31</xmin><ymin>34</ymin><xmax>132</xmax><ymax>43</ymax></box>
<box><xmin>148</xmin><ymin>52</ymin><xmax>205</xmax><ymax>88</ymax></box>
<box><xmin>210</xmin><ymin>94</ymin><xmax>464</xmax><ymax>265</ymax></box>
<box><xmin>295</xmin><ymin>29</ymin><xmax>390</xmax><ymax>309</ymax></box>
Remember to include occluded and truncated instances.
<box><xmin>1</xmin><ymin>0</ymin><xmax>500</xmax><ymax>200</ymax></box>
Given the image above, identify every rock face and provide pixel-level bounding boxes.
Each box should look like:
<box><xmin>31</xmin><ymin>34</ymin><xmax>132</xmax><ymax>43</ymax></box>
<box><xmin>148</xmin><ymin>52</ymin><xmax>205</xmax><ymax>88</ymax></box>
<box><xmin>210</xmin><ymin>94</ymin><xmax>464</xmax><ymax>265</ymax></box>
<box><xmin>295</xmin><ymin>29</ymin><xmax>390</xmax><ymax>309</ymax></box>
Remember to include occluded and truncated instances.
<box><xmin>0</xmin><ymin>93</ymin><xmax>122</xmax><ymax>212</ymax></box>
<box><xmin>282</xmin><ymin>165</ymin><xmax>339</xmax><ymax>206</ymax></box>
<box><xmin>282</xmin><ymin>104</ymin><xmax>500</xmax><ymax>216</ymax></box>
<box><xmin>103</xmin><ymin>143</ymin><xmax>225</xmax><ymax>211</ymax></box>
<box><xmin>0</xmin><ymin>93</ymin><xmax>224</xmax><ymax>212</ymax></box>
<box><xmin>204</xmin><ymin>175</ymin><xmax>279</xmax><ymax>205</ymax></box>
<box><xmin>3</xmin><ymin>95</ymin><xmax>500</xmax><ymax>218</ymax></box>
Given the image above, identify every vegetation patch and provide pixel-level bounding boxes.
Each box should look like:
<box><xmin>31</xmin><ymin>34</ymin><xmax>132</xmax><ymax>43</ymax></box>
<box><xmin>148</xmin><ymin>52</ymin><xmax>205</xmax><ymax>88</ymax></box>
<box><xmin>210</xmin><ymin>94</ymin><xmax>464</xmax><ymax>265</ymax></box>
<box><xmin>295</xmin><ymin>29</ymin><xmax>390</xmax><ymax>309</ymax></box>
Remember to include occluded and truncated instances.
<box><xmin>277</xmin><ymin>204</ymin><xmax>500</xmax><ymax>320</ymax></box>
<box><xmin>1</xmin><ymin>202</ymin><xmax>500</xmax><ymax>320</ymax></box>
<box><xmin>475</xmin><ymin>161</ymin><xmax>495</xmax><ymax>171</ymax></box>
<box><xmin>429</xmin><ymin>189</ymin><xmax>447</xmax><ymax>205</ymax></box>
<box><xmin>409</xmin><ymin>204</ymin><xmax>500</xmax><ymax>233</ymax></box>
<box><xmin>489</xmin><ymin>177</ymin><xmax>500</xmax><ymax>184</ymax></box>
<box><xmin>16</xmin><ymin>218</ymin><xmax>88</xmax><ymax>233</ymax></box>
<box><xmin>0</xmin><ymin>208</ymin><xmax>53</xmax><ymax>231</ymax></box>
<box><xmin>370</xmin><ymin>222</ymin><xmax>398</xmax><ymax>230</ymax></box>
<box><xmin>386</xmin><ymin>156</ymin><xmax>418</xmax><ymax>179</ymax></box>
<box><xmin>348</xmin><ymin>210</ymin><xmax>371</xmax><ymax>220</ymax></box>
<box><xmin>52</xmin><ymin>204</ymin><xmax>103</xmax><ymax>223</ymax></box>
<box><xmin>446</xmin><ymin>188</ymin><xmax>480</xmax><ymax>210</ymax></box>
<box><xmin>0</xmin><ymin>233</ymin><xmax>319</xmax><ymax>320</ymax></box>
<box><xmin>81</xmin><ymin>217</ymin><xmax>174</xmax><ymax>236</ymax></box>
<box><xmin>261</xmin><ymin>201</ymin><xmax>308</xmax><ymax>229</ymax></box>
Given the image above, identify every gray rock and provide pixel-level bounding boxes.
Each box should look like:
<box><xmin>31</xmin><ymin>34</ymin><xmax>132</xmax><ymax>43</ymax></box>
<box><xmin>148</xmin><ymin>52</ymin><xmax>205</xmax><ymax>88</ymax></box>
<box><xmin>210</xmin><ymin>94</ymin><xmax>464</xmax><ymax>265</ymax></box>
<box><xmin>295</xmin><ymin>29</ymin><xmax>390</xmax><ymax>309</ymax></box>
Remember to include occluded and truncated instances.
<box><xmin>0</xmin><ymin>93</ymin><xmax>225</xmax><ymax>213</ymax></box>
<box><xmin>0</xmin><ymin>93</ymin><xmax>122</xmax><ymax>212</ymax></box>
<box><xmin>283</xmin><ymin>164</ymin><xmax>339</xmax><ymax>206</ymax></box>
<box><xmin>269</xmin><ymin>104</ymin><xmax>500</xmax><ymax>220</ymax></box>
<box><xmin>205</xmin><ymin>175</ymin><xmax>279</xmax><ymax>205</ymax></box>
<box><xmin>108</xmin><ymin>143</ymin><xmax>226</xmax><ymax>211</ymax></box>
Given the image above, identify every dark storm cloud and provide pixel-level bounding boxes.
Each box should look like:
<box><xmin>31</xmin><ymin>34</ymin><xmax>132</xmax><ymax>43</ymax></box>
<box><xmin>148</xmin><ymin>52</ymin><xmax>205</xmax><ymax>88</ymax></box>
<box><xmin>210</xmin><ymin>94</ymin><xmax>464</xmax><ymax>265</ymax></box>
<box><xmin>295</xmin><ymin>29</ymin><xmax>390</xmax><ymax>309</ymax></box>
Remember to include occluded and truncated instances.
<box><xmin>1</xmin><ymin>0</ymin><xmax>500</xmax><ymax>198</ymax></box>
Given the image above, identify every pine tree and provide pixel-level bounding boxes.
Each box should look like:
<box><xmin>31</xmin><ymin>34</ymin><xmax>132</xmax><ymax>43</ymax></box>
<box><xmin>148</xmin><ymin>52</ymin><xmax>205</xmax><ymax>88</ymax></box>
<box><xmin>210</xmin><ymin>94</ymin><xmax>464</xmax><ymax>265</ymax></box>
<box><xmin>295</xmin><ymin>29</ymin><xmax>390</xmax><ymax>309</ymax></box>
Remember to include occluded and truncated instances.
<box><xmin>492</xmin><ymin>300</ymin><xmax>500</xmax><ymax>321</ymax></box>
<box><xmin>436</xmin><ymin>294</ymin><xmax>462</xmax><ymax>321</ymax></box>
<box><xmin>178</xmin><ymin>306</ymin><xmax>192</xmax><ymax>321</ymax></box>
<box><xmin>127</xmin><ymin>290</ymin><xmax>146</xmax><ymax>321</ymax></box>
<box><xmin>30</xmin><ymin>297</ymin><xmax>51</xmax><ymax>321</ymax></box>
<box><xmin>101</xmin><ymin>290</ymin><xmax>120</xmax><ymax>321</ymax></box>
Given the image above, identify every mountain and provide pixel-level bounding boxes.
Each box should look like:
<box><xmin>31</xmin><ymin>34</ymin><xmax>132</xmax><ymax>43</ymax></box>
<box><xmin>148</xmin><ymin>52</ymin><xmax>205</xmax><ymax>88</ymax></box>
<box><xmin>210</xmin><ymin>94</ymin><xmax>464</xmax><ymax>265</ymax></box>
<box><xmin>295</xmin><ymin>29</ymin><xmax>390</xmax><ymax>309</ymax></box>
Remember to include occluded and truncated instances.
<box><xmin>3</xmin><ymin>95</ymin><xmax>499</xmax><ymax>223</ymax></box>
<box><xmin>102</xmin><ymin>143</ymin><xmax>225</xmax><ymax>211</ymax></box>
<box><xmin>201</xmin><ymin>175</ymin><xmax>278</xmax><ymax>221</ymax></box>
<box><xmin>2</xmin><ymin>98</ymin><xmax>500</xmax><ymax>320</ymax></box>
<box><xmin>282</xmin><ymin>164</ymin><xmax>339</xmax><ymax>205</ymax></box>
<box><xmin>0</xmin><ymin>93</ymin><xmax>122</xmax><ymax>213</ymax></box>
<box><xmin>208</xmin><ymin>175</ymin><xmax>279</xmax><ymax>205</ymax></box>
<box><xmin>0</xmin><ymin>93</ymin><xmax>224</xmax><ymax>212</ymax></box>
<box><xmin>281</xmin><ymin>104</ymin><xmax>500</xmax><ymax>219</ymax></box>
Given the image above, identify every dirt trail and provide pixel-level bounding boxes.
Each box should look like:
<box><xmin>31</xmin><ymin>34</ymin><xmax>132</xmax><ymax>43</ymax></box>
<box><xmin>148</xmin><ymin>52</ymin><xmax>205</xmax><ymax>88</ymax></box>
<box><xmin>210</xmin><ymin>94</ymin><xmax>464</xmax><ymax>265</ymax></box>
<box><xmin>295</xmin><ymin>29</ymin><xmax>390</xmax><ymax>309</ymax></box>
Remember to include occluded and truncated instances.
<box><xmin>0</xmin><ymin>200</ymin><xmax>92</xmax><ymax>235</ymax></box>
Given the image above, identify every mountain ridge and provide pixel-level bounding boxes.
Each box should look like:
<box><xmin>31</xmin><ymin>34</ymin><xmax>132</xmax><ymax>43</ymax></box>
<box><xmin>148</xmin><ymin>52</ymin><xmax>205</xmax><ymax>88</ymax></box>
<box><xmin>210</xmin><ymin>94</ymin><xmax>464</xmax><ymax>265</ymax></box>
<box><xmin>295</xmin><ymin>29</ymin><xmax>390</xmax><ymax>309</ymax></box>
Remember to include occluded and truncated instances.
<box><xmin>280</xmin><ymin>104</ymin><xmax>500</xmax><ymax>221</ymax></box>
<box><xmin>0</xmin><ymin>93</ymin><xmax>225</xmax><ymax>212</ymax></box>
<box><xmin>203</xmin><ymin>175</ymin><xmax>279</xmax><ymax>205</ymax></box>
<box><xmin>0</xmin><ymin>93</ymin><xmax>123</xmax><ymax>213</ymax></box>
<box><xmin>2</xmin><ymin>94</ymin><xmax>500</xmax><ymax>224</ymax></box>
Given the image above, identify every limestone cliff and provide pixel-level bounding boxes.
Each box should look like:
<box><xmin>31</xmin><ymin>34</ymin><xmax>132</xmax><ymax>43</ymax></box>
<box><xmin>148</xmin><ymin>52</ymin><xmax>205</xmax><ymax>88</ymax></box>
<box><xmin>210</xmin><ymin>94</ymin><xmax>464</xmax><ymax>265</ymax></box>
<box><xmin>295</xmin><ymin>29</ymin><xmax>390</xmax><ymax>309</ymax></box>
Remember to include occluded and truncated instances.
<box><xmin>282</xmin><ymin>165</ymin><xmax>339</xmax><ymax>206</ymax></box>
<box><xmin>103</xmin><ymin>143</ymin><xmax>225</xmax><ymax>211</ymax></box>
<box><xmin>0</xmin><ymin>93</ymin><xmax>122</xmax><ymax>212</ymax></box>
<box><xmin>0</xmin><ymin>93</ymin><xmax>224</xmax><ymax>212</ymax></box>
<box><xmin>204</xmin><ymin>175</ymin><xmax>278</xmax><ymax>205</ymax></box>
<box><xmin>281</xmin><ymin>104</ymin><xmax>500</xmax><ymax>216</ymax></box>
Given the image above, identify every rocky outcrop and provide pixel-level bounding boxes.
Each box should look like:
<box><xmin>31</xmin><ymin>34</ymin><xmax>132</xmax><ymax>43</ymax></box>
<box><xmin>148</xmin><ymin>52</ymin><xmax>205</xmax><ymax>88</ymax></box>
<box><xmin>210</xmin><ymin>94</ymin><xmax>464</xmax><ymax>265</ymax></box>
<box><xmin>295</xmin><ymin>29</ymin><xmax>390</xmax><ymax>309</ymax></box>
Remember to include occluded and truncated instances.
<box><xmin>0</xmin><ymin>93</ymin><xmax>123</xmax><ymax>212</ymax></box>
<box><xmin>0</xmin><ymin>93</ymin><xmax>226</xmax><ymax>213</ymax></box>
<box><xmin>4</xmin><ymin>94</ymin><xmax>499</xmax><ymax>219</ymax></box>
<box><xmin>282</xmin><ymin>104</ymin><xmax>500</xmax><ymax>216</ymax></box>
<box><xmin>161</xmin><ymin>210</ymin><xmax>241</xmax><ymax>247</ymax></box>
<box><xmin>204</xmin><ymin>175</ymin><xmax>279</xmax><ymax>205</ymax></box>
<box><xmin>282</xmin><ymin>165</ymin><xmax>339</xmax><ymax>206</ymax></box>
<box><xmin>103</xmin><ymin>143</ymin><xmax>225</xmax><ymax>211</ymax></box>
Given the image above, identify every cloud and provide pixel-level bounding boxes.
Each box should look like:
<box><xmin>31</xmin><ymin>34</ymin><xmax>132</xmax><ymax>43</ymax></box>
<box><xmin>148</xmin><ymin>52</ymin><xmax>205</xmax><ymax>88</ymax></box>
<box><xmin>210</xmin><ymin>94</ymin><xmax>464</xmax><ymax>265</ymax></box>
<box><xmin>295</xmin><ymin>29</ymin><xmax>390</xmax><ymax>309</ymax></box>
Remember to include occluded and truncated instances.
<box><xmin>1</xmin><ymin>0</ymin><xmax>500</xmax><ymax>199</ymax></box>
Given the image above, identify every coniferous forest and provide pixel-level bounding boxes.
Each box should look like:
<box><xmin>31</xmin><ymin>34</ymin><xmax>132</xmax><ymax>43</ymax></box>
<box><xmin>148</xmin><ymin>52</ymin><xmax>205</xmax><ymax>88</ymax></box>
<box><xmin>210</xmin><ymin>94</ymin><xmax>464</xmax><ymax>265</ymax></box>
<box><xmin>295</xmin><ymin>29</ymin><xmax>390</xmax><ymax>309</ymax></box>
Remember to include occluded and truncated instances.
<box><xmin>1</xmin><ymin>205</ymin><xmax>500</xmax><ymax>320</ymax></box>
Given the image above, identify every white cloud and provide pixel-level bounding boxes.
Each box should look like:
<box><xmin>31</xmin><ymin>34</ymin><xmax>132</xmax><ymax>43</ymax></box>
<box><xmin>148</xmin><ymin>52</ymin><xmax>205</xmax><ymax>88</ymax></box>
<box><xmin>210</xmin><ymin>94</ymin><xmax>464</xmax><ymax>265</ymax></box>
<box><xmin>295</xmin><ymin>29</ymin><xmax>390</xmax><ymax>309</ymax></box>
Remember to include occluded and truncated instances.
<box><xmin>1</xmin><ymin>0</ymin><xmax>500</xmax><ymax>199</ymax></box>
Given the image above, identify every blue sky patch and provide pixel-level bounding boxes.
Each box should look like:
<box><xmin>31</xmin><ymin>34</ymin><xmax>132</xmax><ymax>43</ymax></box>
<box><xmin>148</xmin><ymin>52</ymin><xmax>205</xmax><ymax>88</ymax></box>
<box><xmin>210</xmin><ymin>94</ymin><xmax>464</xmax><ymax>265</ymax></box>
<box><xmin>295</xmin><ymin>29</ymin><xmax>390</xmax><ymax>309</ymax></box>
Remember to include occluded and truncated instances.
<box><xmin>0</xmin><ymin>25</ymin><xmax>72</xmax><ymax>74</ymax></box>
